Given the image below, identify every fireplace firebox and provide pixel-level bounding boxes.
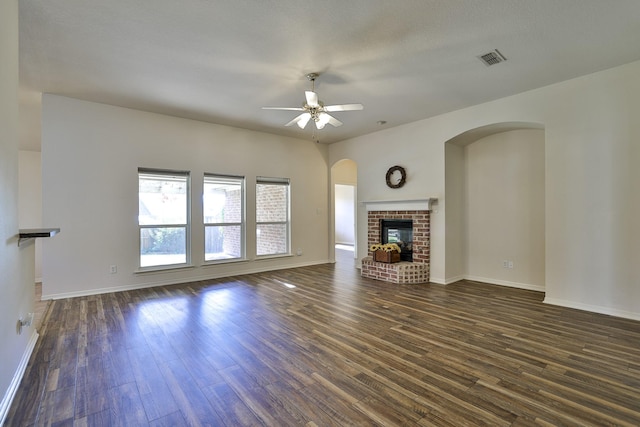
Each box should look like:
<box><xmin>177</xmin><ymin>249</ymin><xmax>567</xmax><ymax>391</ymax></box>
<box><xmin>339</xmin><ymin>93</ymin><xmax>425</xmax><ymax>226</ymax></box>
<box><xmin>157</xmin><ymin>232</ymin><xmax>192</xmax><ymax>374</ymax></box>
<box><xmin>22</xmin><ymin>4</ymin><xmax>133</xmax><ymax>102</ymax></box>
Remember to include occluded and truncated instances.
<box><xmin>381</xmin><ymin>219</ymin><xmax>413</xmax><ymax>262</ymax></box>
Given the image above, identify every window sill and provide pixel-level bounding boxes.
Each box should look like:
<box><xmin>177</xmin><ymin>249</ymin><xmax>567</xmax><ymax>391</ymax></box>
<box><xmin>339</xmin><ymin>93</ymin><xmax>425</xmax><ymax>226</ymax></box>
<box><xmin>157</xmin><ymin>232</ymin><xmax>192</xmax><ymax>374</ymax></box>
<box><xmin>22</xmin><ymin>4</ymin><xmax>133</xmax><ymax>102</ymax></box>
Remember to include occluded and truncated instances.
<box><xmin>254</xmin><ymin>253</ymin><xmax>294</xmax><ymax>261</ymax></box>
<box><xmin>203</xmin><ymin>257</ymin><xmax>249</xmax><ymax>266</ymax></box>
<box><xmin>135</xmin><ymin>264</ymin><xmax>195</xmax><ymax>274</ymax></box>
<box><xmin>134</xmin><ymin>253</ymin><xmax>293</xmax><ymax>273</ymax></box>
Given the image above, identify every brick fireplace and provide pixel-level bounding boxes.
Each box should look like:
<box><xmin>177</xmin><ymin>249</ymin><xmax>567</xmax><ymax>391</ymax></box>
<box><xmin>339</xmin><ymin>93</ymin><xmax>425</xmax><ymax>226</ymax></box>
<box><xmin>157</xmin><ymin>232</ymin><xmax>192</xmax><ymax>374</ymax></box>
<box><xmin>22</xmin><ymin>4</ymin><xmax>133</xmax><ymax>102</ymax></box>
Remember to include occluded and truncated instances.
<box><xmin>361</xmin><ymin>205</ymin><xmax>432</xmax><ymax>284</ymax></box>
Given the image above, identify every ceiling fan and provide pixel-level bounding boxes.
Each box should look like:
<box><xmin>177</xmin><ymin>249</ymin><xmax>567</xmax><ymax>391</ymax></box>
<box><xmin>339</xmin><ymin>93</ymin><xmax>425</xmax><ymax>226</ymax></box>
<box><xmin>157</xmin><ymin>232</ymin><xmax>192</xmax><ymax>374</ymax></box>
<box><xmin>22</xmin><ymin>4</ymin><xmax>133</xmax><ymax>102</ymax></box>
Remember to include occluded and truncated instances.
<box><xmin>263</xmin><ymin>73</ymin><xmax>363</xmax><ymax>130</ymax></box>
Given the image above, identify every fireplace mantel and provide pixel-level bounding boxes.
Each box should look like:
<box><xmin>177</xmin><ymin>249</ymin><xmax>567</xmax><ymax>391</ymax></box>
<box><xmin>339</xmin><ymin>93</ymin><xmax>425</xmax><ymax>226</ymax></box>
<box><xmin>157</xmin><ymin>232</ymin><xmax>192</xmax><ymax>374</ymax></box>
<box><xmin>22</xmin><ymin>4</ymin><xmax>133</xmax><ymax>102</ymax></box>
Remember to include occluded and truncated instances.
<box><xmin>361</xmin><ymin>198</ymin><xmax>438</xmax><ymax>212</ymax></box>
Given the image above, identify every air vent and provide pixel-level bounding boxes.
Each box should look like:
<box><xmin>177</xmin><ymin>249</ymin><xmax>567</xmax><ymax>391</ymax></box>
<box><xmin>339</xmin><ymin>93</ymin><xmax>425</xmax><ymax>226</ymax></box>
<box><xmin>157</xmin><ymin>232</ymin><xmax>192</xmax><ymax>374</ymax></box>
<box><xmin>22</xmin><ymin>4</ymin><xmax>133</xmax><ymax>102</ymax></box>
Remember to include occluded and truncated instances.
<box><xmin>478</xmin><ymin>49</ymin><xmax>507</xmax><ymax>66</ymax></box>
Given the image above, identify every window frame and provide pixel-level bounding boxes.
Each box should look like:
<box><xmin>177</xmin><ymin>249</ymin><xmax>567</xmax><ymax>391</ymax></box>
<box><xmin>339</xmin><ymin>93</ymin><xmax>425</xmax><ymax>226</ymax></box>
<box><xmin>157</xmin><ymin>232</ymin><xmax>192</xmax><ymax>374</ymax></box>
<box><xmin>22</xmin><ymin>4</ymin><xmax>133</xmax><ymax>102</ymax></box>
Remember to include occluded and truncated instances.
<box><xmin>137</xmin><ymin>168</ymin><xmax>191</xmax><ymax>270</ymax></box>
<box><xmin>255</xmin><ymin>176</ymin><xmax>291</xmax><ymax>258</ymax></box>
<box><xmin>203</xmin><ymin>173</ymin><xmax>246</xmax><ymax>263</ymax></box>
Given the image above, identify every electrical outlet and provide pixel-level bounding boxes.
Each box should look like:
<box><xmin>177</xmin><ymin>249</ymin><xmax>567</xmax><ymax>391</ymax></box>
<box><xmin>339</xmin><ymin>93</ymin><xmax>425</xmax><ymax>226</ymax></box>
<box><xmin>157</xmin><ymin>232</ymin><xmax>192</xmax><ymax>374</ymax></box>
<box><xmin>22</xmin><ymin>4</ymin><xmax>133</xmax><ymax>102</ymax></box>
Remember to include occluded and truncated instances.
<box><xmin>296</xmin><ymin>248</ymin><xmax>303</xmax><ymax>256</ymax></box>
<box><xmin>508</xmin><ymin>261</ymin><xmax>514</xmax><ymax>269</ymax></box>
<box><xmin>17</xmin><ymin>313</ymin><xmax>35</xmax><ymax>335</ymax></box>
<box><xmin>110</xmin><ymin>265</ymin><xmax>117</xmax><ymax>274</ymax></box>
<box><xmin>502</xmin><ymin>260</ymin><xmax>509</xmax><ymax>268</ymax></box>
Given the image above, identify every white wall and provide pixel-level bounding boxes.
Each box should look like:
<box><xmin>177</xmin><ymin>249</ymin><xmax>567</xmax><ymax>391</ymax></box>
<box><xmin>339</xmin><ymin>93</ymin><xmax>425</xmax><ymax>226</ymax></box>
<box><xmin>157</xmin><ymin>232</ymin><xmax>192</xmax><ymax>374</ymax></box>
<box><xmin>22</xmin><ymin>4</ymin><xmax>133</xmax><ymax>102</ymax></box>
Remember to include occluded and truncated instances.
<box><xmin>42</xmin><ymin>95</ymin><xmax>330</xmax><ymax>298</ymax></box>
<box><xmin>330</xmin><ymin>60</ymin><xmax>640</xmax><ymax>320</ymax></box>
<box><xmin>0</xmin><ymin>0</ymin><xmax>38</xmax><ymax>421</ymax></box>
<box><xmin>464</xmin><ymin>129</ymin><xmax>545</xmax><ymax>290</ymax></box>
<box><xmin>19</xmin><ymin>151</ymin><xmax>43</xmax><ymax>281</ymax></box>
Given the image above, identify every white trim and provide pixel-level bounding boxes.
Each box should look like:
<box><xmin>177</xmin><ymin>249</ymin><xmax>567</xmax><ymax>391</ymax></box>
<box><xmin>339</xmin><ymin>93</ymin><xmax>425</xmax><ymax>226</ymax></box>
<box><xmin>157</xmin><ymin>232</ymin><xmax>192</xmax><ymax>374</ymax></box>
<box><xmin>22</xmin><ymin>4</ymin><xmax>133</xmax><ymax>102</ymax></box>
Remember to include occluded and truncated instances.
<box><xmin>135</xmin><ymin>263</ymin><xmax>195</xmax><ymax>274</ymax></box>
<box><xmin>42</xmin><ymin>259</ymin><xmax>331</xmax><ymax>300</ymax></box>
<box><xmin>433</xmin><ymin>275</ymin><xmax>545</xmax><ymax>290</ymax></box>
<box><xmin>0</xmin><ymin>330</ymin><xmax>39</xmax><ymax>425</ymax></box>
<box><xmin>544</xmin><ymin>297</ymin><xmax>640</xmax><ymax>321</ymax></box>
<box><xmin>360</xmin><ymin>198</ymin><xmax>438</xmax><ymax>211</ymax></box>
<box><xmin>439</xmin><ymin>275</ymin><xmax>465</xmax><ymax>285</ymax></box>
<box><xmin>463</xmin><ymin>275</ymin><xmax>545</xmax><ymax>292</ymax></box>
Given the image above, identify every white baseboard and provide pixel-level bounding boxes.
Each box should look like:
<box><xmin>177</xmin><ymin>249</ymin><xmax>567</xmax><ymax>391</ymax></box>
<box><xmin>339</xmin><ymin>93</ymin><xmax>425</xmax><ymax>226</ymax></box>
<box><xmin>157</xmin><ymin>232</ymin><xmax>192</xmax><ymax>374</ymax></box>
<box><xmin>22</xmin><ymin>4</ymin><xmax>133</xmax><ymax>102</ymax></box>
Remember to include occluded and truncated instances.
<box><xmin>544</xmin><ymin>297</ymin><xmax>640</xmax><ymax>321</ymax></box>
<box><xmin>0</xmin><ymin>330</ymin><xmax>39</xmax><ymax>425</ymax></box>
<box><xmin>463</xmin><ymin>275</ymin><xmax>545</xmax><ymax>292</ymax></box>
<box><xmin>42</xmin><ymin>259</ymin><xmax>332</xmax><ymax>300</ymax></box>
<box><xmin>432</xmin><ymin>275</ymin><xmax>545</xmax><ymax>291</ymax></box>
<box><xmin>430</xmin><ymin>275</ymin><xmax>464</xmax><ymax>285</ymax></box>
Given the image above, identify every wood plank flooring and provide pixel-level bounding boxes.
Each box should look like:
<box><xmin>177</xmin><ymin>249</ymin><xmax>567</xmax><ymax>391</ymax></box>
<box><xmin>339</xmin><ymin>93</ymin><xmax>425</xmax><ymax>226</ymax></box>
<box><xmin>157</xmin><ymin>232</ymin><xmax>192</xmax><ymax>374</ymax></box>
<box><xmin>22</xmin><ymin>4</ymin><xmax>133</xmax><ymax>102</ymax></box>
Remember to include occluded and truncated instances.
<box><xmin>7</xmin><ymin>250</ymin><xmax>640</xmax><ymax>426</ymax></box>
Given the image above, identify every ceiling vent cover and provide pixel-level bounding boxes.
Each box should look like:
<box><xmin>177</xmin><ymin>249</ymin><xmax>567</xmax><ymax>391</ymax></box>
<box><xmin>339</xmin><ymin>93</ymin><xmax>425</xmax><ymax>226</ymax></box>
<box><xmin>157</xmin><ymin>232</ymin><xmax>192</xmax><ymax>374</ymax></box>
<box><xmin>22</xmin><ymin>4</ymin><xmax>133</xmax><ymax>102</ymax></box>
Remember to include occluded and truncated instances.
<box><xmin>478</xmin><ymin>49</ymin><xmax>507</xmax><ymax>66</ymax></box>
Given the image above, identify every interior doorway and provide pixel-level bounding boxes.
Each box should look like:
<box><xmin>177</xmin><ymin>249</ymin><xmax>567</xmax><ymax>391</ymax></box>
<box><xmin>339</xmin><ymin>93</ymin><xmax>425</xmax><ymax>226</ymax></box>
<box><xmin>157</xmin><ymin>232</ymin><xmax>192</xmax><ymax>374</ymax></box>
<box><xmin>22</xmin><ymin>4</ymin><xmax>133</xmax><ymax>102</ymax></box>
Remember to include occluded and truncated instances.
<box><xmin>331</xmin><ymin>159</ymin><xmax>357</xmax><ymax>263</ymax></box>
<box><xmin>335</xmin><ymin>184</ymin><xmax>356</xmax><ymax>250</ymax></box>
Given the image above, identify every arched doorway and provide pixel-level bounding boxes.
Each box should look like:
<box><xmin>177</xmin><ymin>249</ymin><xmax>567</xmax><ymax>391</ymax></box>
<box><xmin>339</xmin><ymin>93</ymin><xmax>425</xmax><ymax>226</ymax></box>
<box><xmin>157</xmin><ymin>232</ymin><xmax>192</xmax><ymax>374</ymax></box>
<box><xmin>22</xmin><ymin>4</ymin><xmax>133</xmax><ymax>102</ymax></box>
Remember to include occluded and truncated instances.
<box><xmin>330</xmin><ymin>159</ymin><xmax>357</xmax><ymax>264</ymax></box>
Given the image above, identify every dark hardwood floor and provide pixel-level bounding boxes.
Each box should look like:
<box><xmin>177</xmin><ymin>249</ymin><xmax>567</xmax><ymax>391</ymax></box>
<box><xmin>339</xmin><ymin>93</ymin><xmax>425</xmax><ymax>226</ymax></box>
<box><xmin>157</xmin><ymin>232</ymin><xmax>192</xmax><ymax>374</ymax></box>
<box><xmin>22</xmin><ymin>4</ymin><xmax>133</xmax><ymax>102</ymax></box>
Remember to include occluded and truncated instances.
<box><xmin>7</xmin><ymin>249</ymin><xmax>640</xmax><ymax>426</ymax></box>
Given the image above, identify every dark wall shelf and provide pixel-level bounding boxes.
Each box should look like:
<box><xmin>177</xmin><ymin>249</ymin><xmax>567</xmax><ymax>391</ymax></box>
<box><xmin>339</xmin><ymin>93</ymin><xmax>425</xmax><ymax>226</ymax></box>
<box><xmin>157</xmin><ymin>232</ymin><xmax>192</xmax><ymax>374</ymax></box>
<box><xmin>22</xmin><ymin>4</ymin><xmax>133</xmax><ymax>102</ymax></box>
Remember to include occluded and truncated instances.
<box><xmin>18</xmin><ymin>228</ymin><xmax>60</xmax><ymax>246</ymax></box>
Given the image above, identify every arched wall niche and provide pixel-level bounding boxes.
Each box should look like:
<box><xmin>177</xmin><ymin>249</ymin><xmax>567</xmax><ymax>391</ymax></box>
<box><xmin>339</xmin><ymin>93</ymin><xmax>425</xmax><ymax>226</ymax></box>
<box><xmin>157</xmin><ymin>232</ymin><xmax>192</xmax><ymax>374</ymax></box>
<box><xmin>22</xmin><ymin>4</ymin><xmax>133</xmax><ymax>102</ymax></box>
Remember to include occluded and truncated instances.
<box><xmin>444</xmin><ymin>122</ymin><xmax>546</xmax><ymax>291</ymax></box>
<box><xmin>447</xmin><ymin>122</ymin><xmax>544</xmax><ymax>146</ymax></box>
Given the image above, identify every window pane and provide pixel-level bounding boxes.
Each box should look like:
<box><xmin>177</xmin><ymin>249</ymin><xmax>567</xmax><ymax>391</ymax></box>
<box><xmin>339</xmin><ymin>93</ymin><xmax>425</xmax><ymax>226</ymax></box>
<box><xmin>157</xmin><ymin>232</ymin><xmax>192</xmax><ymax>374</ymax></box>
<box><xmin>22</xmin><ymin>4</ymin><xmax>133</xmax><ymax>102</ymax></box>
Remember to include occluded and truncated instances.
<box><xmin>139</xmin><ymin>174</ymin><xmax>187</xmax><ymax>225</ymax></box>
<box><xmin>140</xmin><ymin>227</ymin><xmax>186</xmax><ymax>267</ymax></box>
<box><xmin>203</xmin><ymin>177</ymin><xmax>242</xmax><ymax>224</ymax></box>
<box><xmin>205</xmin><ymin>225</ymin><xmax>242</xmax><ymax>261</ymax></box>
<box><xmin>256</xmin><ymin>183</ymin><xmax>288</xmax><ymax>222</ymax></box>
<box><xmin>256</xmin><ymin>223</ymin><xmax>287</xmax><ymax>256</ymax></box>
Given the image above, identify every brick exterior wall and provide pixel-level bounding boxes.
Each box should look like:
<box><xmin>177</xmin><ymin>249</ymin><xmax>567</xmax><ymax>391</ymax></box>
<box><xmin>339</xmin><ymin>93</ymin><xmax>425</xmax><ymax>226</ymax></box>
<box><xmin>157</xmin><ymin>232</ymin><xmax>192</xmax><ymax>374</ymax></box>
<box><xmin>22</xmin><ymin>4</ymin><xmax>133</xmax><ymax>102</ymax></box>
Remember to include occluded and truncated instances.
<box><xmin>362</xmin><ymin>210</ymin><xmax>431</xmax><ymax>284</ymax></box>
<box><xmin>256</xmin><ymin>183</ymin><xmax>288</xmax><ymax>255</ymax></box>
<box><xmin>223</xmin><ymin>188</ymin><xmax>242</xmax><ymax>256</ymax></box>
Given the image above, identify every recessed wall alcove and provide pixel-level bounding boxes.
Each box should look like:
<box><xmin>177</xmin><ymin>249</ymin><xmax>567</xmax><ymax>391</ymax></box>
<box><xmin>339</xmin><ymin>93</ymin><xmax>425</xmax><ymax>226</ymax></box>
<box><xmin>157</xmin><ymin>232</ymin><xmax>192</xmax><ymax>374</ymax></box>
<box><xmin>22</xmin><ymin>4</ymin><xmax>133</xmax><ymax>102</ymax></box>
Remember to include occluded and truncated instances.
<box><xmin>444</xmin><ymin>122</ymin><xmax>546</xmax><ymax>291</ymax></box>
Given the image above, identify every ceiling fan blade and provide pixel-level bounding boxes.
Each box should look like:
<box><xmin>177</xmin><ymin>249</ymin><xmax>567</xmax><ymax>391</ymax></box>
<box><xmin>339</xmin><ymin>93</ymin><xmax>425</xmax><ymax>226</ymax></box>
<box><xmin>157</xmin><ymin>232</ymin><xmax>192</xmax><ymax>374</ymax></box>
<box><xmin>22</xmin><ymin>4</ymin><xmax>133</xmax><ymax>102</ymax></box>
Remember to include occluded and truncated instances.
<box><xmin>297</xmin><ymin>113</ymin><xmax>312</xmax><ymax>129</ymax></box>
<box><xmin>262</xmin><ymin>106</ymin><xmax>305</xmax><ymax>111</ymax></box>
<box><xmin>285</xmin><ymin>112</ymin><xmax>311</xmax><ymax>129</ymax></box>
<box><xmin>326</xmin><ymin>114</ymin><xmax>343</xmax><ymax>127</ymax></box>
<box><xmin>324</xmin><ymin>103</ymin><xmax>364</xmax><ymax>112</ymax></box>
<box><xmin>315</xmin><ymin>113</ymin><xmax>342</xmax><ymax>129</ymax></box>
<box><xmin>315</xmin><ymin>113</ymin><xmax>329</xmax><ymax>129</ymax></box>
<box><xmin>305</xmin><ymin>91</ymin><xmax>319</xmax><ymax>108</ymax></box>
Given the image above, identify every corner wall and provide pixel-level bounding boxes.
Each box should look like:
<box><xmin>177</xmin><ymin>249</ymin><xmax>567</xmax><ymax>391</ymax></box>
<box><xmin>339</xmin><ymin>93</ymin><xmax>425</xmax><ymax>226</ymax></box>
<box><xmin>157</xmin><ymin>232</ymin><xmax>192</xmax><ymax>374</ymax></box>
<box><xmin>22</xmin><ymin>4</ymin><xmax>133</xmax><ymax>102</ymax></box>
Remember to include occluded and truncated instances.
<box><xmin>444</xmin><ymin>143</ymin><xmax>464</xmax><ymax>282</ymax></box>
<box><xmin>19</xmin><ymin>151</ymin><xmax>43</xmax><ymax>281</ymax></box>
<box><xmin>0</xmin><ymin>0</ymin><xmax>38</xmax><ymax>421</ymax></box>
<box><xmin>330</xmin><ymin>60</ymin><xmax>640</xmax><ymax>320</ymax></box>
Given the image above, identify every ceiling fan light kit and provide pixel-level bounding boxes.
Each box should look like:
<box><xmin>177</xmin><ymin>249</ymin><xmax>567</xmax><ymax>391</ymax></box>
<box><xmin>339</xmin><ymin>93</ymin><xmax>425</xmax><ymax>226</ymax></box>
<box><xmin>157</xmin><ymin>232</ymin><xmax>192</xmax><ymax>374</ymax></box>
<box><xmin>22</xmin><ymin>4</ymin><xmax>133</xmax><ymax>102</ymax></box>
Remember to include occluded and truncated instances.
<box><xmin>263</xmin><ymin>72</ymin><xmax>363</xmax><ymax>131</ymax></box>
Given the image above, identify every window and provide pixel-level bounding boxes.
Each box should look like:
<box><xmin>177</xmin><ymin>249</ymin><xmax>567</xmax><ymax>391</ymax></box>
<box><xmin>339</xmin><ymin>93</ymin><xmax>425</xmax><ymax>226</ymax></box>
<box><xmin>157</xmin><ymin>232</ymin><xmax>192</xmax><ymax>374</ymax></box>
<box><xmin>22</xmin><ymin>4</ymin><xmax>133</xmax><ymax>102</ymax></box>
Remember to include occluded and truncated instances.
<box><xmin>138</xmin><ymin>169</ymin><xmax>190</xmax><ymax>268</ymax></box>
<box><xmin>256</xmin><ymin>177</ymin><xmax>290</xmax><ymax>256</ymax></box>
<box><xmin>203</xmin><ymin>174</ymin><xmax>245</xmax><ymax>261</ymax></box>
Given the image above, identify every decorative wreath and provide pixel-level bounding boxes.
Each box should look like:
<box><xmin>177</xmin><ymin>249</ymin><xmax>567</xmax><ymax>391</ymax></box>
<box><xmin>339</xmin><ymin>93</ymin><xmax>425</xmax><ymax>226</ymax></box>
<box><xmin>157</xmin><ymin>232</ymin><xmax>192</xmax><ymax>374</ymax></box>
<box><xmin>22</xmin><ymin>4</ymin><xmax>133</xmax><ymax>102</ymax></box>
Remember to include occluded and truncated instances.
<box><xmin>385</xmin><ymin>165</ymin><xmax>407</xmax><ymax>189</ymax></box>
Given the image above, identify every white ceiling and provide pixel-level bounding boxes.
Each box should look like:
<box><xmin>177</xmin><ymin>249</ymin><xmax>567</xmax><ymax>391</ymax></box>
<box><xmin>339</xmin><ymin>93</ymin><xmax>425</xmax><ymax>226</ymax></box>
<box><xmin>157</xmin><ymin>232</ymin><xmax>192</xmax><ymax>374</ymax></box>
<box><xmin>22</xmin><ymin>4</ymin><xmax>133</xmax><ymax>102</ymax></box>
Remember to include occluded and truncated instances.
<box><xmin>19</xmin><ymin>0</ymin><xmax>640</xmax><ymax>149</ymax></box>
